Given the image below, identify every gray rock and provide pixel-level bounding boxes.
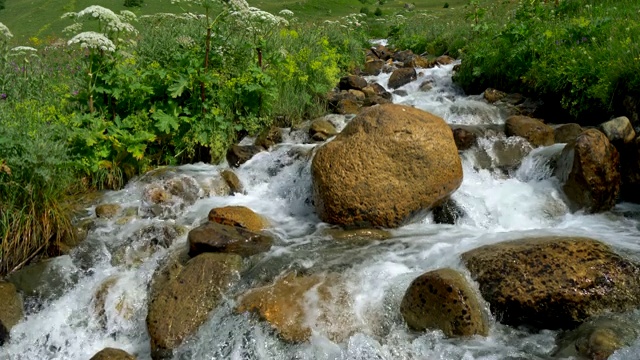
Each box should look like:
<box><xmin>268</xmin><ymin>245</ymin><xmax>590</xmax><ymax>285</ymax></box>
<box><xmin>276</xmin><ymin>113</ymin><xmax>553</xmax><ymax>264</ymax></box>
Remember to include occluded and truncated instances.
<box><xmin>599</xmin><ymin>116</ymin><xmax>636</xmax><ymax>145</ymax></box>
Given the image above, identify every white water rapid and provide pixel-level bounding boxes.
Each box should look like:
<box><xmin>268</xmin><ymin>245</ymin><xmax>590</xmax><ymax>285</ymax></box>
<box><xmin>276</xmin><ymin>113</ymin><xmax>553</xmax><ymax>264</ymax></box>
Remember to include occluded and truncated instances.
<box><xmin>4</xmin><ymin>63</ymin><xmax>640</xmax><ymax>360</ymax></box>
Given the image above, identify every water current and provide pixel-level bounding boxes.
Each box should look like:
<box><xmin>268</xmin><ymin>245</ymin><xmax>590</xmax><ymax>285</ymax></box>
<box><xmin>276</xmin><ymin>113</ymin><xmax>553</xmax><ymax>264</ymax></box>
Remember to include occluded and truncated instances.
<box><xmin>4</xmin><ymin>62</ymin><xmax>640</xmax><ymax>360</ymax></box>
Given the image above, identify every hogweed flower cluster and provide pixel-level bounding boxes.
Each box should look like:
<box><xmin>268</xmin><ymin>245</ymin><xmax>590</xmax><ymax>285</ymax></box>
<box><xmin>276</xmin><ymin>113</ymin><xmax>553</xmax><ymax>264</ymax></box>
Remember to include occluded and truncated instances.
<box><xmin>62</xmin><ymin>6</ymin><xmax>138</xmax><ymax>38</ymax></box>
<box><xmin>0</xmin><ymin>22</ymin><xmax>12</xmax><ymax>40</ymax></box>
<box><xmin>68</xmin><ymin>31</ymin><xmax>116</xmax><ymax>52</ymax></box>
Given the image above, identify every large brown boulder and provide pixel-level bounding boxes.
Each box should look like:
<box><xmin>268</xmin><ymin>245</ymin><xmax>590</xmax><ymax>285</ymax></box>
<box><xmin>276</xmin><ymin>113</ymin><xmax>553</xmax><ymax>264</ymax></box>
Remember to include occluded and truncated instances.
<box><xmin>309</xmin><ymin>118</ymin><xmax>338</xmax><ymax>142</ymax></box>
<box><xmin>312</xmin><ymin>104</ymin><xmax>463</xmax><ymax>228</ymax></box>
<box><xmin>462</xmin><ymin>236</ymin><xmax>640</xmax><ymax>330</ymax></box>
<box><xmin>207</xmin><ymin>206</ymin><xmax>269</xmax><ymax>232</ymax></box>
<box><xmin>187</xmin><ymin>222</ymin><xmax>273</xmax><ymax>258</ymax></box>
<box><xmin>339</xmin><ymin>75</ymin><xmax>367</xmax><ymax>91</ymax></box>
<box><xmin>89</xmin><ymin>348</ymin><xmax>136</xmax><ymax>360</ymax></box>
<box><xmin>363</xmin><ymin>60</ymin><xmax>384</xmax><ymax>76</ymax></box>
<box><xmin>554</xmin><ymin>129</ymin><xmax>620</xmax><ymax>213</ymax></box>
<box><xmin>0</xmin><ymin>320</ymin><xmax>7</xmax><ymax>346</ymax></box>
<box><xmin>388</xmin><ymin>67</ymin><xmax>417</xmax><ymax>89</ymax></box>
<box><xmin>236</xmin><ymin>273</ymin><xmax>354</xmax><ymax>342</ymax></box>
<box><xmin>0</xmin><ymin>282</ymin><xmax>23</xmax><ymax>332</ymax></box>
<box><xmin>483</xmin><ymin>88</ymin><xmax>507</xmax><ymax>103</ymax></box>
<box><xmin>95</xmin><ymin>204</ymin><xmax>121</xmax><ymax>219</ymax></box>
<box><xmin>505</xmin><ymin>115</ymin><xmax>554</xmax><ymax>147</ymax></box>
<box><xmin>400</xmin><ymin>268</ymin><xmax>488</xmax><ymax>337</ymax></box>
<box><xmin>147</xmin><ymin>253</ymin><xmax>242</xmax><ymax>359</ymax></box>
<box><xmin>254</xmin><ymin>126</ymin><xmax>283</xmax><ymax>150</ymax></box>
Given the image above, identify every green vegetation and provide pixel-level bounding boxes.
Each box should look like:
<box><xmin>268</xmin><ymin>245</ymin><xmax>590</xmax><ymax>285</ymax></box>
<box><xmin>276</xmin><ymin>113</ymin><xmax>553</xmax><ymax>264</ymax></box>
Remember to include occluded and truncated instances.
<box><xmin>2</xmin><ymin>0</ymin><xmax>639</xmax><ymax>275</ymax></box>
<box><xmin>0</xmin><ymin>2</ymin><xmax>368</xmax><ymax>275</ymax></box>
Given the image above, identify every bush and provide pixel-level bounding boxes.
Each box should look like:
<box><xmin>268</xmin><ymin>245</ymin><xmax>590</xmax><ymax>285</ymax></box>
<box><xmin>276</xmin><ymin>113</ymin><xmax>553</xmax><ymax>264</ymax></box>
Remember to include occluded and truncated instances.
<box><xmin>443</xmin><ymin>2</ymin><xmax>449</xmax><ymax>8</ymax></box>
<box><xmin>374</xmin><ymin>7</ymin><xmax>383</xmax><ymax>16</ymax></box>
<box><xmin>360</xmin><ymin>6</ymin><xmax>370</xmax><ymax>15</ymax></box>
<box><xmin>123</xmin><ymin>0</ymin><xmax>143</xmax><ymax>7</ymax></box>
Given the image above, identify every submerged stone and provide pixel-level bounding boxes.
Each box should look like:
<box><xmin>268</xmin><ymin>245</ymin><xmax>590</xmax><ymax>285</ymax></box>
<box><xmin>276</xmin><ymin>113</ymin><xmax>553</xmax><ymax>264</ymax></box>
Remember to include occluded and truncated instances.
<box><xmin>89</xmin><ymin>347</ymin><xmax>136</xmax><ymax>360</ymax></box>
<box><xmin>0</xmin><ymin>282</ymin><xmax>22</xmax><ymax>332</ymax></box>
<box><xmin>187</xmin><ymin>222</ymin><xmax>273</xmax><ymax>258</ymax></box>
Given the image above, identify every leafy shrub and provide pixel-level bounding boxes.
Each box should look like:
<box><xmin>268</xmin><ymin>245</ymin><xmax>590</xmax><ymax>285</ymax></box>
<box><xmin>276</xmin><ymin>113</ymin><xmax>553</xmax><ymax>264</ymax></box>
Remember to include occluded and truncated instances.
<box><xmin>444</xmin><ymin>2</ymin><xmax>449</xmax><ymax>8</ymax></box>
<box><xmin>360</xmin><ymin>6</ymin><xmax>370</xmax><ymax>15</ymax></box>
<box><xmin>374</xmin><ymin>7</ymin><xmax>383</xmax><ymax>16</ymax></box>
<box><xmin>123</xmin><ymin>0</ymin><xmax>143</xmax><ymax>7</ymax></box>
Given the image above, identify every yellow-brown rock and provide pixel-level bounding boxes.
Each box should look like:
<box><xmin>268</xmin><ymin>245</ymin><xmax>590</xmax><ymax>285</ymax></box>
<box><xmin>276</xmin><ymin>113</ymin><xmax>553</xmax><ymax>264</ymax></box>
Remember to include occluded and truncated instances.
<box><xmin>147</xmin><ymin>253</ymin><xmax>242</xmax><ymax>359</ymax></box>
<box><xmin>400</xmin><ymin>268</ymin><xmax>488</xmax><ymax>337</ymax></box>
<box><xmin>236</xmin><ymin>273</ymin><xmax>355</xmax><ymax>343</ymax></box>
<box><xmin>95</xmin><ymin>204</ymin><xmax>121</xmax><ymax>219</ymax></box>
<box><xmin>0</xmin><ymin>281</ymin><xmax>23</xmax><ymax>331</ymax></box>
<box><xmin>207</xmin><ymin>206</ymin><xmax>269</xmax><ymax>232</ymax></box>
<box><xmin>505</xmin><ymin>115</ymin><xmax>554</xmax><ymax>147</ymax></box>
<box><xmin>312</xmin><ymin>104</ymin><xmax>463</xmax><ymax>228</ymax></box>
<box><xmin>462</xmin><ymin>236</ymin><xmax>640</xmax><ymax>330</ymax></box>
<box><xmin>554</xmin><ymin>129</ymin><xmax>620</xmax><ymax>213</ymax></box>
<box><xmin>221</xmin><ymin>169</ymin><xmax>244</xmax><ymax>195</ymax></box>
<box><xmin>89</xmin><ymin>348</ymin><xmax>136</xmax><ymax>360</ymax></box>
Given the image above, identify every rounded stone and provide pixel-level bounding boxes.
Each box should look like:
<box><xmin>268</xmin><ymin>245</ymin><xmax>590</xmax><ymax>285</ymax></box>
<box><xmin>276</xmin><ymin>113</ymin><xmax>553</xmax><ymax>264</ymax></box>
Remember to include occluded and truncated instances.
<box><xmin>0</xmin><ymin>282</ymin><xmax>23</xmax><ymax>331</ymax></box>
<box><xmin>554</xmin><ymin>129</ymin><xmax>620</xmax><ymax>213</ymax></box>
<box><xmin>388</xmin><ymin>68</ymin><xmax>417</xmax><ymax>89</ymax></box>
<box><xmin>554</xmin><ymin>123</ymin><xmax>584</xmax><ymax>143</ymax></box>
<box><xmin>89</xmin><ymin>348</ymin><xmax>136</xmax><ymax>360</ymax></box>
<box><xmin>505</xmin><ymin>115</ymin><xmax>554</xmax><ymax>147</ymax></box>
<box><xmin>187</xmin><ymin>222</ymin><xmax>273</xmax><ymax>258</ymax></box>
<box><xmin>312</xmin><ymin>104</ymin><xmax>463</xmax><ymax>228</ymax></box>
<box><xmin>221</xmin><ymin>169</ymin><xmax>244</xmax><ymax>195</ymax></box>
<box><xmin>147</xmin><ymin>253</ymin><xmax>242</xmax><ymax>359</ymax></box>
<box><xmin>462</xmin><ymin>236</ymin><xmax>640</xmax><ymax>330</ymax></box>
<box><xmin>400</xmin><ymin>268</ymin><xmax>488</xmax><ymax>337</ymax></box>
<box><xmin>95</xmin><ymin>204</ymin><xmax>121</xmax><ymax>219</ymax></box>
<box><xmin>207</xmin><ymin>206</ymin><xmax>269</xmax><ymax>232</ymax></box>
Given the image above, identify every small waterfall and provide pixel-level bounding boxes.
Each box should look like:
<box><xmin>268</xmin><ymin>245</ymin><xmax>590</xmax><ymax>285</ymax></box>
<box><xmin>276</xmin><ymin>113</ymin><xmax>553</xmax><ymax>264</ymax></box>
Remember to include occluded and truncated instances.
<box><xmin>4</xmin><ymin>62</ymin><xmax>640</xmax><ymax>360</ymax></box>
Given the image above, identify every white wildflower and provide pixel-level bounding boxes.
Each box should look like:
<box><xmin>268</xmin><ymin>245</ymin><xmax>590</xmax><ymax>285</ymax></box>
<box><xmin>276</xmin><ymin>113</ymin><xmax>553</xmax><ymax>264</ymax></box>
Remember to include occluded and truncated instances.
<box><xmin>75</xmin><ymin>5</ymin><xmax>137</xmax><ymax>34</ymax></box>
<box><xmin>63</xmin><ymin>23</ymin><xmax>83</xmax><ymax>35</ymax></box>
<box><xmin>119</xmin><ymin>10</ymin><xmax>137</xmax><ymax>23</ymax></box>
<box><xmin>227</xmin><ymin>0</ymin><xmax>249</xmax><ymax>11</ymax></box>
<box><xmin>279</xmin><ymin>9</ymin><xmax>294</xmax><ymax>17</ymax></box>
<box><xmin>68</xmin><ymin>31</ymin><xmax>116</xmax><ymax>52</ymax></box>
<box><xmin>0</xmin><ymin>22</ymin><xmax>12</xmax><ymax>39</ymax></box>
<box><xmin>231</xmin><ymin>7</ymin><xmax>288</xmax><ymax>26</ymax></box>
<box><xmin>10</xmin><ymin>46</ymin><xmax>37</xmax><ymax>52</ymax></box>
<box><xmin>61</xmin><ymin>12</ymin><xmax>77</xmax><ymax>19</ymax></box>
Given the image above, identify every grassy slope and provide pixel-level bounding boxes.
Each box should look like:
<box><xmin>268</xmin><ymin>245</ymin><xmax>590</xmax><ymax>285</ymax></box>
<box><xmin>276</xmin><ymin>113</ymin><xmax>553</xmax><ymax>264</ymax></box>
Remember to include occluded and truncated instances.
<box><xmin>0</xmin><ymin>0</ymin><xmax>467</xmax><ymax>43</ymax></box>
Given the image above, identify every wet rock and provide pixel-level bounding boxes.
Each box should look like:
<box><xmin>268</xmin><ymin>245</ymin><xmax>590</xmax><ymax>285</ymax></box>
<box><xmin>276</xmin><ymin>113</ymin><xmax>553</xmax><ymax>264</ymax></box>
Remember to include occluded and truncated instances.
<box><xmin>505</xmin><ymin>115</ymin><xmax>554</xmax><ymax>147</ymax></box>
<box><xmin>401</xmin><ymin>268</ymin><xmax>488</xmax><ymax>337</ymax></box>
<box><xmin>165</xmin><ymin>175</ymin><xmax>202</xmax><ymax>205</ymax></box>
<box><xmin>111</xmin><ymin>223</ymin><xmax>183</xmax><ymax>267</ymax></box>
<box><xmin>553</xmin><ymin>123</ymin><xmax>583</xmax><ymax>143</ymax></box>
<box><xmin>92</xmin><ymin>276</ymin><xmax>120</xmax><ymax>329</ymax></box>
<box><xmin>419</xmin><ymin>80</ymin><xmax>433</xmax><ymax>92</ymax></box>
<box><xmin>599</xmin><ymin>116</ymin><xmax>636</xmax><ymax>145</ymax></box>
<box><xmin>392</xmin><ymin>49</ymin><xmax>415</xmax><ymax>64</ymax></box>
<box><xmin>372</xmin><ymin>44</ymin><xmax>392</xmax><ymax>60</ymax></box>
<box><xmin>348</xmin><ymin>89</ymin><xmax>366</xmax><ymax>102</ymax></box>
<box><xmin>226</xmin><ymin>145</ymin><xmax>263</xmax><ymax>168</ymax></box>
<box><xmin>369</xmin><ymin>82</ymin><xmax>392</xmax><ymax>100</ymax></box>
<box><xmin>312</xmin><ymin>104</ymin><xmax>463</xmax><ymax>228</ymax></box>
<box><xmin>436</xmin><ymin>55</ymin><xmax>455</xmax><ymax>65</ymax></box>
<box><xmin>363</xmin><ymin>96</ymin><xmax>393</xmax><ymax>107</ymax></box>
<box><xmin>339</xmin><ymin>75</ymin><xmax>367</xmax><ymax>91</ymax></box>
<box><xmin>554</xmin><ymin>312</ymin><xmax>640</xmax><ymax>360</ymax></box>
<box><xmin>0</xmin><ymin>320</ymin><xmax>7</xmax><ymax>346</ymax></box>
<box><xmin>361</xmin><ymin>85</ymin><xmax>377</xmax><ymax>98</ymax></box>
<box><xmin>89</xmin><ymin>348</ymin><xmax>136</xmax><ymax>360</ymax></box>
<box><xmin>452</xmin><ymin>127</ymin><xmax>477</xmax><ymax>151</ymax></box>
<box><xmin>335</xmin><ymin>99</ymin><xmax>360</xmax><ymax>115</ymax></box>
<box><xmin>483</xmin><ymin>88</ymin><xmax>507</xmax><ymax>103</ymax></box>
<box><xmin>405</xmin><ymin>56</ymin><xmax>434</xmax><ymax>69</ymax></box>
<box><xmin>6</xmin><ymin>256</ymin><xmax>78</xmax><ymax>308</ymax></box>
<box><xmin>207</xmin><ymin>206</ymin><xmax>269</xmax><ymax>232</ymax></box>
<box><xmin>462</xmin><ymin>236</ymin><xmax>640</xmax><ymax>330</ymax></box>
<box><xmin>621</xmin><ymin>137</ymin><xmax>640</xmax><ymax>203</ymax></box>
<box><xmin>95</xmin><ymin>204</ymin><xmax>121</xmax><ymax>219</ymax></box>
<box><xmin>324</xmin><ymin>228</ymin><xmax>391</xmax><ymax>242</ymax></box>
<box><xmin>0</xmin><ymin>282</ymin><xmax>23</xmax><ymax>332</ymax></box>
<box><xmin>236</xmin><ymin>273</ymin><xmax>354</xmax><ymax>342</ymax></box>
<box><xmin>309</xmin><ymin>118</ymin><xmax>338</xmax><ymax>142</ymax></box>
<box><xmin>388</xmin><ymin>67</ymin><xmax>417</xmax><ymax>89</ymax></box>
<box><xmin>221</xmin><ymin>169</ymin><xmax>244</xmax><ymax>195</ymax></box>
<box><xmin>254</xmin><ymin>126</ymin><xmax>283</xmax><ymax>150</ymax></box>
<box><xmin>432</xmin><ymin>198</ymin><xmax>465</xmax><ymax>224</ymax></box>
<box><xmin>555</xmin><ymin>129</ymin><xmax>620</xmax><ymax>213</ymax></box>
<box><xmin>142</xmin><ymin>184</ymin><xmax>172</xmax><ymax>205</ymax></box>
<box><xmin>393</xmin><ymin>89</ymin><xmax>408</xmax><ymax>97</ymax></box>
<box><xmin>147</xmin><ymin>253</ymin><xmax>242</xmax><ymax>359</ymax></box>
<box><xmin>474</xmin><ymin>136</ymin><xmax>533</xmax><ymax>172</ymax></box>
<box><xmin>203</xmin><ymin>176</ymin><xmax>231</xmax><ymax>197</ymax></box>
<box><xmin>187</xmin><ymin>222</ymin><xmax>273</xmax><ymax>258</ymax></box>
<box><xmin>363</xmin><ymin>60</ymin><xmax>384</xmax><ymax>76</ymax></box>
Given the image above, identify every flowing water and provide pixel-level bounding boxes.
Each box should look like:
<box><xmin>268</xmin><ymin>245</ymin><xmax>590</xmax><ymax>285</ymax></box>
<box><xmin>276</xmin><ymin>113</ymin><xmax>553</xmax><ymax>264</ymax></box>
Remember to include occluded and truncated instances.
<box><xmin>4</xmin><ymin>63</ymin><xmax>640</xmax><ymax>360</ymax></box>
